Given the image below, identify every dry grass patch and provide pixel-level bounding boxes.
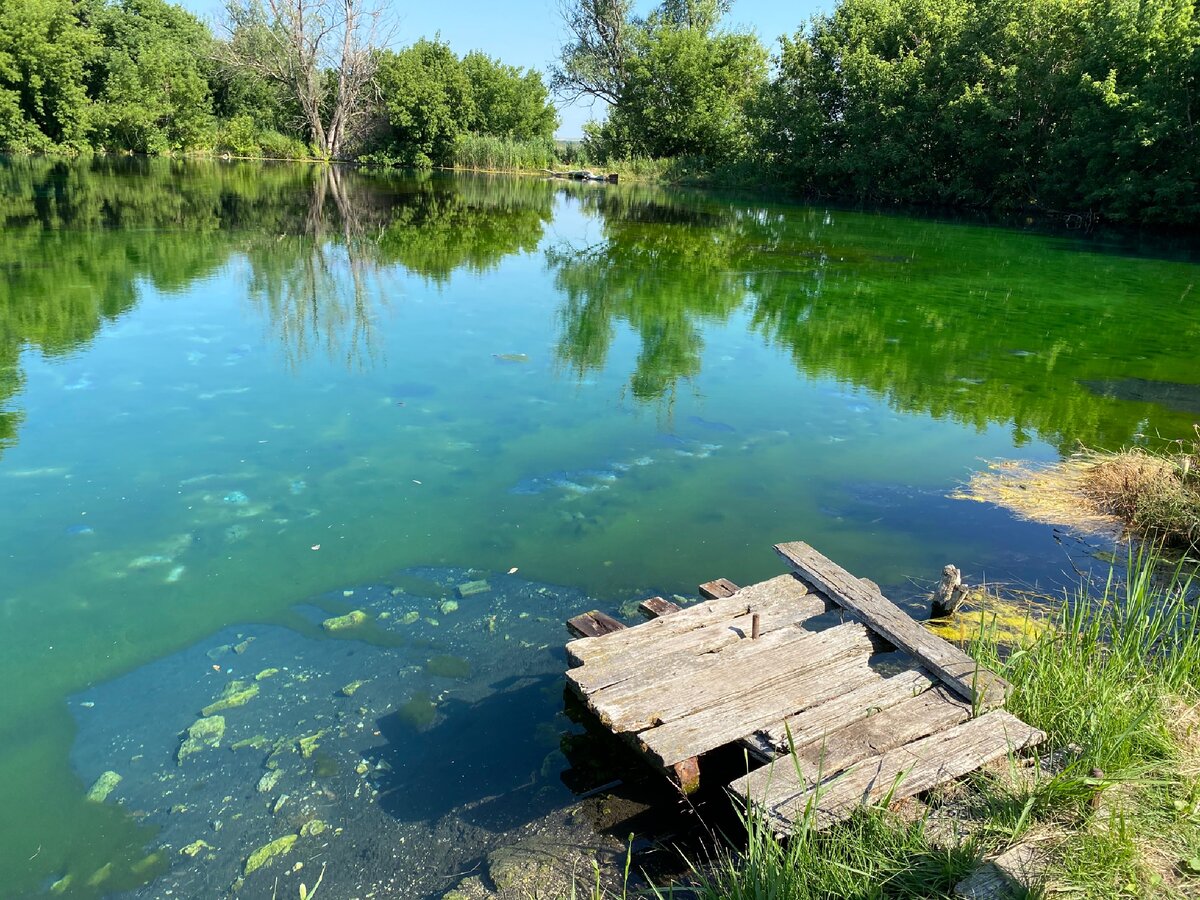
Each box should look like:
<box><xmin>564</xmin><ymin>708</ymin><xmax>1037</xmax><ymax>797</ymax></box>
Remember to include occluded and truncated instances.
<box><xmin>956</xmin><ymin>431</ymin><xmax>1200</xmax><ymax>551</ymax></box>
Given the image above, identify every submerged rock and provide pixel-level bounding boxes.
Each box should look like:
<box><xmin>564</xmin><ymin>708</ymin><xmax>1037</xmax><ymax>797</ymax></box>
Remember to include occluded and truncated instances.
<box><xmin>255</xmin><ymin>668</ymin><xmax>279</xmax><ymax>681</ymax></box>
<box><xmin>456</xmin><ymin>580</ymin><xmax>490</xmax><ymax>598</ymax></box>
<box><xmin>438</xmin><ymin>599</ymin><xmax>459</xmax><ymax>615</ymax></box>
<box><xmin>321</xmin><ymin>610</ymin><xmax>368</xmax><ymax>632</ymax></box>
<box><xmin>177</xmin><ymin>715</ymin><xmax>225</xmax><ymax>764</ymax></box>
<box><xmin>231</xmin><ymin>734</ymin><xmax>268</xmax><ymax>751</ymax></box>
<box><xmin>86</xmin><ymin>770</ymin><xmax>122</xmax><ymax>803</ymax></box>
<box><xmin>243</xmin><ymin>833</ymin><xmax>297</xmax><ymax>874</ymax></box>
<box><xmin>256</xmin><ymin>769</ymin><xmax>283</xmax><ymax>793</ymax></box>
<box><xmin>339</xmin><ymin>680</ymin><xmax>365</xmax><ymax>697</ymax></box>
<box><xmin>201</xmin><ymin>680</ymin><xmax>259</xmax><ymax>716</ymax></box>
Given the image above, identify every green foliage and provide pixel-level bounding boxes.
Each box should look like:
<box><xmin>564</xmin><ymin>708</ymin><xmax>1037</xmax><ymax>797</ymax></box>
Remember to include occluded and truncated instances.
<box><xmin>372</xmin><ymin>39</ymin><xmax>476</xmax><ymax>168</ymax></box>
<box><xmin>684</xmin><ymin>803</ymin><xmax>978</xmax><ymax>898</ymax></box>
<box><xmin>370</xmin><ymin>40</ymin><xmax>560</xmax><ymax>169</ymax></box>
<box><xmin>462</xmin><ymin>51</ymin><xmax>558</xmax><ymax>141</ymax></box>
<box><xmin>0</xmin><ymin>0</ymin><xmax>98</xmax><ymax>151</ymax></box>
<box><xmin>89</xmin><ymin>0</ymin><xmax>216</xmax><ymax>153</ymax></box>
<box><xmin>557</xmin><ymin>0</ymin><xmax>768</xmax><ymax>164</ymax></box>
<box><xmin>763</xmin><ymin>0</ymin><xmax>1200</xmax><ymax>221</ymax></box>
<box><xmin>586</xmin><ymin>12</ymin><xmax>768</xmax><ymax>162</ymax></box>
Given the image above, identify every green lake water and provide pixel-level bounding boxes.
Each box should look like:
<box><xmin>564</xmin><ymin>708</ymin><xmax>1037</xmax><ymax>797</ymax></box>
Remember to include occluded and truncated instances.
<box><xmin>1</xmin><ymin>157</ymin><xmax>1198</xmax><ymax>897</ymax></box>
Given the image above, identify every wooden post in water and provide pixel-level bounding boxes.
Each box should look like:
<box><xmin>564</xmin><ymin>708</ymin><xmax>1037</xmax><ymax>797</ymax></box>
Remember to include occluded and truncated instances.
<box><xmin>931</xmin><ymin>564</ymin><xmax>968</xmax><ymax>618</ymax></box>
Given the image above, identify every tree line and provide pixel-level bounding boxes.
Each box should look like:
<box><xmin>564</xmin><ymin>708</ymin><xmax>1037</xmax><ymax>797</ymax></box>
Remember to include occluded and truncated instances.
<box><xmin>2</xmin><ymin>0</ymin><xmax>1198</xmax><ymax>222</ymax></box>
<box><xmin>0</xmin><ymin>0</ymin><xmax>558</xmax><ymax>163</ymax></box>
<box><xmin>556</xmin><ymin>0</ymin><xmax>1198</xmax><ymax>223</ymax></box>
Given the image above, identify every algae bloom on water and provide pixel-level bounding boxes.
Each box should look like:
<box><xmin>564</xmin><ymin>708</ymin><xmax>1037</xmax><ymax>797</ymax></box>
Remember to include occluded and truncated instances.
<box><xmin>322</xmin><ymin>609</ymin><xmax>369</xmax><ymax>632</ymax></box>
<box><xmin>85</xmin><ymin>770</ymin><xmax>122</xmax><ymax>803</ymax></box>
<box><xmin>201</xmin><ymin>679</ymin><xmax>259</xmax><ymax>715</ymax></box>
<box><xmin>243</xmin><ymin>833</ymin><xmax>298</xmax><ymax>874</ymax></box>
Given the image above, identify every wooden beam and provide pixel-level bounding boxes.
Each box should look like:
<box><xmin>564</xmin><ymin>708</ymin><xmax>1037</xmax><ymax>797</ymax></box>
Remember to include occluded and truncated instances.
<box><xmin>699</xmin><ymin>578</ymin><xmax>739</xmax><ymax>599</ymax></box>
<box><xmin>774</xmin><ymin>541</ymin><xmax>1009</xmax><ymax>707</ymax></box>
<box><xmin>591</xmin><ymin>621</ymin><xmax>876</xmax><ymax>733</ymax></box>
<box><xmin>742</xmin><ymin>709</ymin><xmax>1044</xmax><ymax>832</ymax></box>
<box><xmin>740</xmin><ymin>666</ymin><xmax>937</xmax><ymax>761</ymax></box>
<box><xmin>568</xmin><ymin>588</ymin><xmax>828</xmax><ymax>696</ymax></box>
<box><xmin>639</xmin><ymin>596</ymin><xmax>682</xmax><ymax>619</ymax></box>
<box><xmin>566</xmin><ymin>610</ymin><xmax>627</xmax><ymax>639</ymax></box>
<box><xmin>638</xmin><ymin>650</ymin><xmax>883</xmax><ymax>768</ymax></box>
<box><xmin>566</xmin><ymin>574</ymin><xmax>818</xmax><ymax>668</ymax></box>
<box><xmin>672</xmin><ymin>756</ymin><xmax>701</xmax><ymax>794</ymax></box>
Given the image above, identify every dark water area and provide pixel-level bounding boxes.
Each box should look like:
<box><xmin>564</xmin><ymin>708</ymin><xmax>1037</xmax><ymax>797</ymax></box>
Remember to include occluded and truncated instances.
<box><xmin>1</xmin><ymin>156</ymin><xmax>1198</xmax><ymax>897</ymax></box>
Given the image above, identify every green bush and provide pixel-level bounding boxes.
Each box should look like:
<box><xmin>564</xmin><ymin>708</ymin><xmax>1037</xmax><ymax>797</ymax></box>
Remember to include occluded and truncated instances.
<box><xmin>217</xmin><ymin>114</ymin><xmax>261</xmax><ymax>156</ymax></box>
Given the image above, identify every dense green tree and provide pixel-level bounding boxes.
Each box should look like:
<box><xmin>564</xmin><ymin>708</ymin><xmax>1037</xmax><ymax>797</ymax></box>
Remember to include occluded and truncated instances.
<box><xmin>0</xmin><ymin>0</ymin><xmax>97</xmax><ymax>150</ymax></box>
<box><xmin>372</xmin><ymin>39</ymin><xmax>476</xmax><ymax>167</ymax></box>
<box><xmin>763</xmin><ymin>0</ymin><xmax>1199</xmax><ymax>220</ymax></box>
<box><xmin>589</xmin><ymin>10</ymin><xmax>767</xmax><ymax>161</ymax></box>
<box><xmin>461</xmin><ymin>51</ymin><xmax>558</xmax><ymax>140</ymax></box>
<box><xmin>555</xmin><ymin>0</ymin><xmax>767</xmax><ymax>162</ymax></box>
<box><xmin>88</xmin><ymin>0</ymin><xmax>216</xmax><ymax>152</ymax></box>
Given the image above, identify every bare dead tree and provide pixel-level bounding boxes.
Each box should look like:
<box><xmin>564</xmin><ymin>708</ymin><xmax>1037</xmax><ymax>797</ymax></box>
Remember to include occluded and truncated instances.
<box><xmin>221</xmin><ymin>0</ymin><xmax>390</xmax><ymax>158</ymax></box>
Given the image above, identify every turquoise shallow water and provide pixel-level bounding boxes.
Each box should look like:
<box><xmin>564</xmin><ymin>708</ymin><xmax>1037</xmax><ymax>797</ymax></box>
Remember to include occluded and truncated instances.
<box><xmin>1</xmin><ymin>158</ymin><xmax>1198</xmax><ymax>896</ymax></box>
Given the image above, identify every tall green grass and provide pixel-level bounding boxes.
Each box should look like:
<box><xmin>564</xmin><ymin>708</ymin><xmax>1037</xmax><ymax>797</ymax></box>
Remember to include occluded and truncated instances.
<box><xmin>450</xmin><ymin>133</ymin><xmax>557</xmax><ymax>172</ymax></box>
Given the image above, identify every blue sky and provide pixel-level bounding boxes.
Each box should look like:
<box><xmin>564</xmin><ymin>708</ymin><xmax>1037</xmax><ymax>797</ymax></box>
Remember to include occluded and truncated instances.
<box><xmin>176</xmin><ymin>0</ymin><xmax>826</xmax><ymax>138</ymax></box>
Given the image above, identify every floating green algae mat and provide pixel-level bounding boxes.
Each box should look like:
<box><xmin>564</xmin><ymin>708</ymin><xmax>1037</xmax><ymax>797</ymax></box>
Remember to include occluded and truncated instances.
<box><xmin>397</xmin><ymin>692</ymin><xmax>438</xmax><ymax>730</ymax></box>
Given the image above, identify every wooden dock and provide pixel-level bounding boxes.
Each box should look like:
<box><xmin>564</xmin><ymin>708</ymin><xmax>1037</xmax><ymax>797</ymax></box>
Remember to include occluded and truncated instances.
<box><xmin>564</xmin><ymin>540</ymin><xmax>1045</xmax><ymax>832</ymax></box>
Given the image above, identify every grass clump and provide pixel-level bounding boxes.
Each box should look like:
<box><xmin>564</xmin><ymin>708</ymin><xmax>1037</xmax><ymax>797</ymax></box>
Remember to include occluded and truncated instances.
<box><xmin>1082</xmin><ymin>434</ymin><xmax>1200</xmax><ymax>551</ymax></box>
<box><xmin>965</xmin><ymin>552</ymin><xmax>1200</xmax><ymax>894</ymax></box>
<box><xmin>957</xmin><ymin>428</ymin><xmax>1200</xmax><ymax>552</ymax></box>
<box><xmin>684</xmin><ymin>806</ymin><xmax>978</xmax><ymax>899</ymax></box>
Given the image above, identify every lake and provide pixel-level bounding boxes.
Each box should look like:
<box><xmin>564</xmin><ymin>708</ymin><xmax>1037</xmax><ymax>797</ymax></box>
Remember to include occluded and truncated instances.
<box><xmin>1</xmin><ymin>157</ymin><xmax>1198</xmax><ymax>898</ymax></box>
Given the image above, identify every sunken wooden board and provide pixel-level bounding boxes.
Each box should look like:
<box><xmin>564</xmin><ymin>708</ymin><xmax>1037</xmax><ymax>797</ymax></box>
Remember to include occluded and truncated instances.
<box><xmin>566</xmin><ymin>610</ymin><xmax>628</xmax><ymax>638</ymax></box>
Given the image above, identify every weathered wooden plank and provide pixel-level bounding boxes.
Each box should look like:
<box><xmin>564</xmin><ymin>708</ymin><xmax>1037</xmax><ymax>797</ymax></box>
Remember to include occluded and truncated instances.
<box><xmin>567</xmin><ymin>574</ymin><xmax>816</xmax><ymax>666</ymax></box>
<box><xmin>734</xmin><ymin>684</ymin><xmax>972</xmax><ymax>799</ymax></box>
<box><xmin>591</xmin><ymin>621</ymin><xmax>876</xmax><ymax>732</ymax></box>
<box><xmin>639</xmin><ymin>596</ymin><xmax>682</xmax><ymax>619</ymax></box>
<box><xmin>699</xmin><ymin>577</ymin><xmax>739</xmax><ymax>599</ymax></box>
<box><xmin>566</xmin><ymin>573</ymin><xmax>820</xmax><ymax>667</ymax></box>
<box><xmin>568</xmin><ymin>591</ymin><xmax>831</xmax><ymax>696</ymax></box>
<box><xmin>774</xmin><ymin>542</ymin><xmax>1009</xmax><ymax>707</ymax></box>
<box><xmin>566</xmin><ymin>610</ymin><xmax>627</xmax><ymax>639</ymax></box>
<box><xmin>638</xmin><ymin>651</ymin><xmax>884</xmax><ymax>768</ymax></box>
<box><xmin>740</xmin><ymin>666</ymin><xmax>938</xmax><ymax>761</ymax></box>
<box><xmin>743</xmin><ymin>709</ymin><xmax>1044</xmax><ymax>831</ymax></box>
